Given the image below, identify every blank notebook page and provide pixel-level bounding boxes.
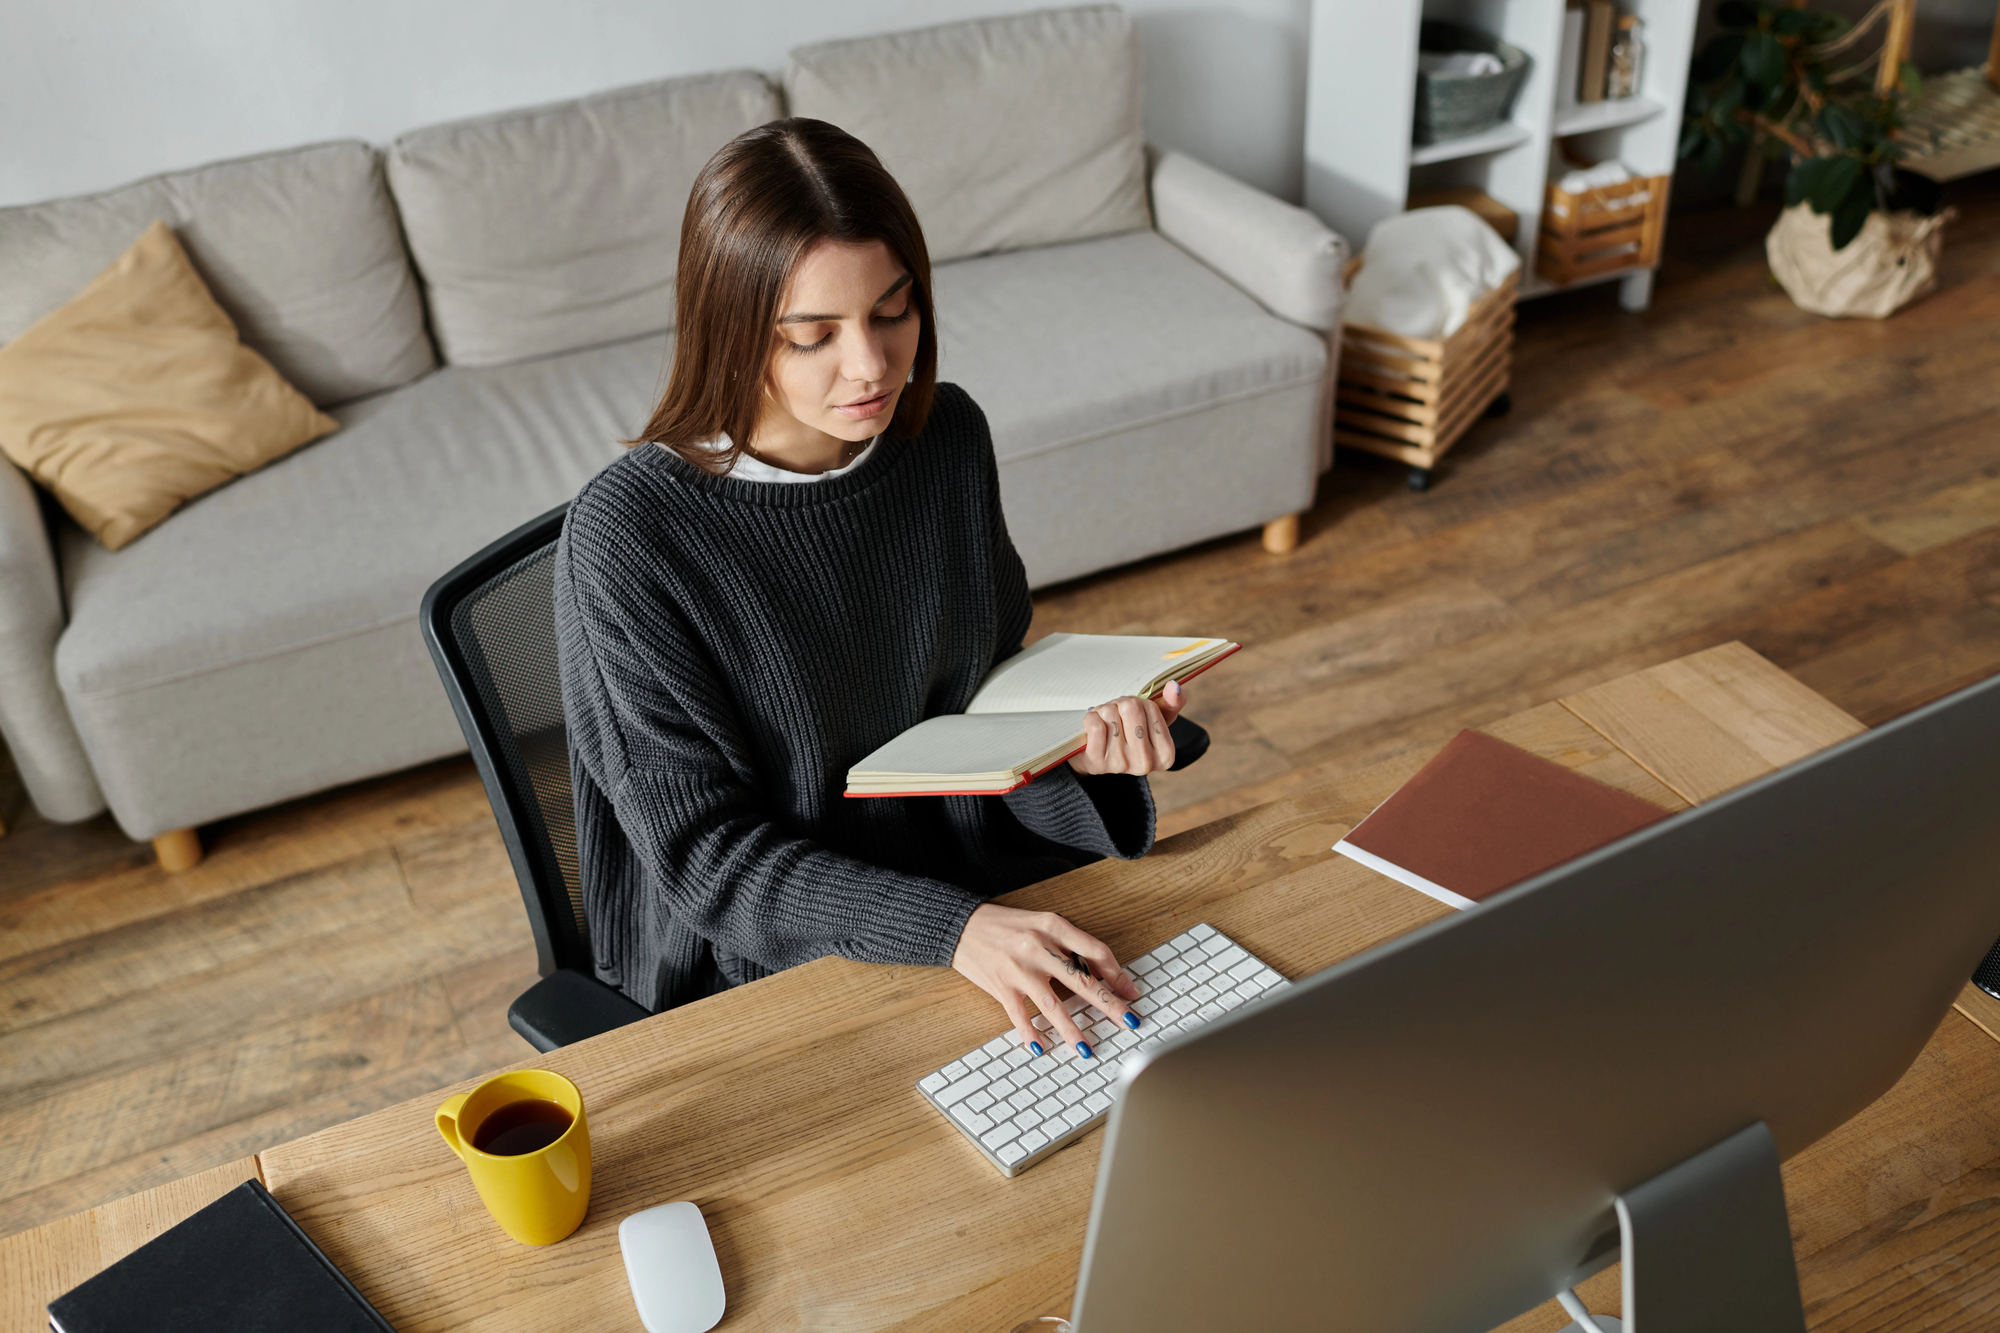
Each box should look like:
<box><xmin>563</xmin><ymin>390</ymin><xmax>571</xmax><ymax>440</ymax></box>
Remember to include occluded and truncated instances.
<box><xmin>848</xmin><ymin>711</ymin><xmax>1085</xmax><ymax>778</ymax></box>
<box><xmin>967</xmin><ymin>634</ymin><xmax>1219</xmax><ymax>714</ymax></box>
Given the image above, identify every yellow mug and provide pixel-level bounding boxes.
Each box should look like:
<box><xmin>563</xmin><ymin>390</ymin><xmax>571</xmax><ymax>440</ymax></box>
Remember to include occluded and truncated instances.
<box><xmin>436</xmin><ymin>1069</ymin><xmax>592</xmax><ymax>1245</ymax></box>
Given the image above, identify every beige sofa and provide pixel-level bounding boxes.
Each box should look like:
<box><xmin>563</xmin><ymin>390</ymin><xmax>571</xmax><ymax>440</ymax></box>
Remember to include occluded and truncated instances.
<box><xmin>0</xmin><ymin>5</ymin><xmax>1346</xmax><ymax>865</ymax></box>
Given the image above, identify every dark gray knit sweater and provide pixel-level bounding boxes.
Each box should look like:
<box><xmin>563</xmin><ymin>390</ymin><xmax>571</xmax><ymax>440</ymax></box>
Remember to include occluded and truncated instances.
<box><xmin>554</xmin><ymin>383</ymin><xmax>1156</xmax><ymax>1011</ymax></box>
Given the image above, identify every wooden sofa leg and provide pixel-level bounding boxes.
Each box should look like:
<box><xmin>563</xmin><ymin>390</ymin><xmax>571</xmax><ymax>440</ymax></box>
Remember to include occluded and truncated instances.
<box><xmin>1261</xmin><ymin>513</ymin><xmax>1301</xmax><ymax>555</ymax></box>
<box><xmin>153</xmin><ymin>827</ymin><xmax>203</xmax><ymax>872</ymax></box>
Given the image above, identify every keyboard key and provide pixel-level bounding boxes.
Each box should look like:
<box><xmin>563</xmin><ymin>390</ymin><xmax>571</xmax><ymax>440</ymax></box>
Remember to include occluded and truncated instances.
<box><xmin>940</xmin><ymin>1060</ymin><xmax>968</xmax><ymax>1081</ymax></box>
<box><xmin>1020</xmin><ymin>1128</ymin><xmax>1050</xmax><ymax>1151</ymax></box>
<box><xmin>1191</xmin><ymin>983</ymin><xmax>1219</xmax><ymax>1004</ymax></box>
<box><xmin>982</xmin><ymin>1123</ymin><xmax>1020</xmax><ymax>1149</ymax></box>
<box><xmin>937</xmin><ymin>1075</ymin><xmax>983</xmax><ymax>1106</ymax></box>
<box><xmin>983</xmin><ymin>1036</ymin><xmax>1014</xmax><ymax>1057</ymax></box>
<box><xmin>1057</xmin><ymin>1083</ymin><xmax>1086</xmax><ymax>1106</ymax></box>
<box><xmin>1189</xmin><ymin>963</ymin><xmax>1216</xmax><ymax>983</ymax></box>
<box><xmin>999</xmin><ymin>1141</ymin><xmax>1029</xmax><ymax>1165</ymax></box>
<box><xmin>1228</xmin><ymin>957</ymin><xmax>1263</xmax><ymax>982</ymax></box>
<box><xmin>963</xmin><ymin>1048</ymin><xmax>990</xmax><ymax>1069</ymax></box>
<box><xmin>919</xmin><ymin>1072</ymin><xmax>949</xmax><ymax>1094</ymax></box>
<box><xmin>1189</xmin><ymin>923</ymin><xmax>1217</xmax><ymax>943</ymax></box>
<box><xmin>1029</xmin><ymin>1077</ymin><xmax>1057</xmax><ymax>1098</ymax></box>
<box><xmin>1084</xmin><ymin>1091</ymin><xmax>1113</xmax><ymax>1113</ymax></box>
<box><xmin>966</xmin><ymin>1091</ymin><xmax>995</xmax><ymax>1113</ymax></box>
<box><xmin>1063</xmin><ymin>1104</ymin><xmax>1094</xmax><ymax>1128</ymax></box>
<box><xmin>952</xmin><ymin>1108</ymin><xmax>993</xmax><ymax>1134</ymax></box>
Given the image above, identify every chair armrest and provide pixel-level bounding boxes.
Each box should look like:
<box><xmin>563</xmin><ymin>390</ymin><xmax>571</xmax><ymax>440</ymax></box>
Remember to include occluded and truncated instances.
<box><xmin>0</xmin><ymin>458</ymin><xmax>104</xmax><ymax>822</ymax></box>
<box><xmin>508</xmin><ymin>968</ymin><xmax>652</xmax><ymax>1052</ymax></box>
<box><xmin>1150</xmin><ymin>148</ymin><xmax>1350</xmax><ymax>333</ymax></box>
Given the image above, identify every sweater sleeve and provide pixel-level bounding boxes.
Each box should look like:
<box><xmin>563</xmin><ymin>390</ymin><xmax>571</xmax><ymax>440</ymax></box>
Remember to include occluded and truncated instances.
<box><xmin>969</xmin><ymin>403</ymin><xmax>1156</xmax><ymax>862</ymax></box>
<box><xmin>556</xmin><ymin>528</ymin><xmax>983</xmax><ymax>974</ymax></box>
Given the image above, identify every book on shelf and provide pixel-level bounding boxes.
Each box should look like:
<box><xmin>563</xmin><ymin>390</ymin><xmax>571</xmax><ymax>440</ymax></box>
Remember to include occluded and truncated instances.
<box><xmin>844</xmin><ymin>633</ymin><xmax>1239</xmax><ymax>798</ymax></box>
<box><xmin>1558</xmin><ymin>0</ymin><xmax>1587</xmax><ymax>110</ymax></box>
<box><xmin>1580</xmin><ymin>0</ymin><xmax>1616</xmax><ymax>104</ymax></box>
<box><xmin>1332</xmin><ymin>728</ymin><xmax>1670</xmax><ymax>910</ymax></box>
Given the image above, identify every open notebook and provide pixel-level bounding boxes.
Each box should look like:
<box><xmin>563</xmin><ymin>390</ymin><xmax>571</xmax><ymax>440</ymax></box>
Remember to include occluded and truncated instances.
<box><xmin>844</xmin><ymin>633</ymin><xmax>1239</xmax><ymax>797</ymax></box>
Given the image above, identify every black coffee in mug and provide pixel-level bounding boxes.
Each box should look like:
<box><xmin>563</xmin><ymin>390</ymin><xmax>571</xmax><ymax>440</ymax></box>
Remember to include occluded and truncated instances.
<box><xmin>472</xmin><ymin>1098</ymin><xmax>574</xmax><ymax>1156</ymax></box>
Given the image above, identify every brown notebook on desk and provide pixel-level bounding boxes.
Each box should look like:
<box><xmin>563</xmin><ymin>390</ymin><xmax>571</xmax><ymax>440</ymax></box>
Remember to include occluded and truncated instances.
<box><xmin>1333</xmin><ymin>729</ymin><xmax>1669</xmax><ymax>909</ymax></box>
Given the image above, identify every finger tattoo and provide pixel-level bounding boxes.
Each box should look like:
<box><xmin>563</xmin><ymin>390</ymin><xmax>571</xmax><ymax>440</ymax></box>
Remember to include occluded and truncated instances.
<box><xmin>1047</xmin><ymin>948</ymin><xmax>1093</xmax><ymax>981</ymax></box>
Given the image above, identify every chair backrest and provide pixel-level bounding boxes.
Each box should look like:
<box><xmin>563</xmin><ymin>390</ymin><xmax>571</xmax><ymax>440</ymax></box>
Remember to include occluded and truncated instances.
<box><xmin>420</xmin><ymin>504</ymin><xmax>584</xmax><ymax>977</ymax></box>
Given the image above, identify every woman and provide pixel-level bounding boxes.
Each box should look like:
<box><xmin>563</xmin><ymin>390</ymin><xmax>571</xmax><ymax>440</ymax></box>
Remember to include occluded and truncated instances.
<box><xmin>555</xmin><ymin>118</ymin><xmax>1187</xmax><ymax>1063</ymax></box>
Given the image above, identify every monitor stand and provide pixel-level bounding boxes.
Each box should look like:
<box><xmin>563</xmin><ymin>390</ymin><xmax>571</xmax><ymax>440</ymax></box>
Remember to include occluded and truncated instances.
<box><xmin>1560</xmin><ymin>1120</ymin><xmax>1806</xmax><ymax>1333</ymax></box>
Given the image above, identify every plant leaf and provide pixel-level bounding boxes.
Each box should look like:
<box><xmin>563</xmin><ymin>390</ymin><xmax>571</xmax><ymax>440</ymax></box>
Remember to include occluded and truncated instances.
<box><xmin>1807</xmin><ymin>154</ymin><xmax>1863</xmax><ymax>212</ymax></box>
<box><xmin>1819</xmin><ymin>102</ymin><xmax>1864</xmax><ymax>149</ymax></box>
<box><xmin>1679</xmin><ymin>121</ymin><xmax>1708</xmax><ymax>161</ymax></box>
<box><xmin>1772</xmin><ymin>8</ymin><xmax>1812</xmax><ymax>35</ymax></box>
<box><xmin>1829</xmin><ymin>188</ymin><xmax>1871</xmax><ymax>250</ymax></box>
<box><xmin>1900</xmin><ymin>63</ymin><xmax>1924</xmax><ymax>100</ymax></box>
<box><xmin>1784</xmin><ymin>158</ymin><xmax>1819</xmax><ymax>208</ymax></box>
<box><xmin>1741</xmin><ymin>30</ymin><xmax>1787</xmax><ymax>87</ymax></box>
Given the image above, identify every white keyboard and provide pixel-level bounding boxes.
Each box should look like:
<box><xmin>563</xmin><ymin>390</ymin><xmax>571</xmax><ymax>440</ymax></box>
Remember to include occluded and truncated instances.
<box><xmin>917</xmin><ymin>923</ymin><xmax>1289</xmax><ymax>1177</ymax></box>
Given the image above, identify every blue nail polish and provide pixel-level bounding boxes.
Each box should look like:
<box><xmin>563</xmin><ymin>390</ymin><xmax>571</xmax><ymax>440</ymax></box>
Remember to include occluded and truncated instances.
<box><xmin>1076</xmin><ymin>1041</ymin><xmax>1094</xmax><ymax>1059</ymax></box>
<box><xmin>1124</xmin><ymin>1012</ymin><xmax>1142</xmax><ymax>1030</ymax></box>
<box><xmin>1029</xmin><ymin>1040</ymin><xmax>1044</xmax><ymax>1057</ymax></box>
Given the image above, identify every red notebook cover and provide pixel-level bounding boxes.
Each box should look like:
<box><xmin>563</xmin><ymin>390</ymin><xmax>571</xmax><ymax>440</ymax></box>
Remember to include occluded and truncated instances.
<box><xmin>1334</xmin><ymin>729</ymin><xmax>1670</xmax><ymax>909</ymax></box>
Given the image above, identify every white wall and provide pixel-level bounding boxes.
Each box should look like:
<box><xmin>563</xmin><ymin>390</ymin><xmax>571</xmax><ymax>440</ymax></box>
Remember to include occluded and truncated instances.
<box><xmin>0</xmin><ymin>0</ymin><xmax>1310</xmax><ymax>208</ymax></box>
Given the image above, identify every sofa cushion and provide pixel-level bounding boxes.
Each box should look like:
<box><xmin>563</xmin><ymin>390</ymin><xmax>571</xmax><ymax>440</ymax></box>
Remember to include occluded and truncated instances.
<box><xmin>786</xmin><ymin>6</ymin><xmax>1149</xmax><ymax>264</ymax></box>
<box><xmin>0</xmin><ymin>220</ymin><xmax>338</xmax><ymax>551</ymax></box>
<box><xmin>935</xmin><ymin>231</ymin><xmax>1326</xmax><ymax>586</ymax></box>
<box><xmin>54</xmin><ymin>335</ymin><xmax>666</xmax><ymax>836</ymax></box>
<box><xmin>387</xmin><ymin>72</ymin><xmax>781</xmax><ymax>368</ymax></box>
<box><xmin>0</xmin><ymin>142</ymin><xmax>434</xmax><ymax>407</ymax></box>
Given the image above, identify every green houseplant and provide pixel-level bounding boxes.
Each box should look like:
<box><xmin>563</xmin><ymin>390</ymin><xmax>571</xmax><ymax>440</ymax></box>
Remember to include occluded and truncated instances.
<box><xmin>1681</xmin><ymin>0</ymin><xmax>1924</xmax><ymax>249</ymax></box>
<box><xmin>1681</xmin><ymin>0</ymin><xmax>1951</xmax><ymax>317</ymax></box>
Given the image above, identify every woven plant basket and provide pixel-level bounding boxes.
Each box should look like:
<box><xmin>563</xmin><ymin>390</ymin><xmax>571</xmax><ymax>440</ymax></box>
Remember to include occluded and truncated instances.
<box><xmin>1766</xmin><ymin>203</ymin><xmax>1954</xmax><ymax>319</ymax></box>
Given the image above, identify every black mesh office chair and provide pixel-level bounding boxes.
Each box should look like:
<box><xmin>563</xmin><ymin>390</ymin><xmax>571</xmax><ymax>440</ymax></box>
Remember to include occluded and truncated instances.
<box><xmin>421</xmin><ymin>504</ymin><xmax>649</xmax><ymax>1052</ymax></box>
<box><xmin>421</xmin><ymin>503</ymin><xmax>1214</xmax><ymax>1051</ymax></box>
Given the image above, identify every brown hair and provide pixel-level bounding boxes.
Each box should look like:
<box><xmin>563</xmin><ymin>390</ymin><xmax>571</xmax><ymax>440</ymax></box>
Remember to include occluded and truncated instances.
<box><xmin>634</xmin><ymin>118</ymin><xmax>937</xmax><ymax>473</ymax></box>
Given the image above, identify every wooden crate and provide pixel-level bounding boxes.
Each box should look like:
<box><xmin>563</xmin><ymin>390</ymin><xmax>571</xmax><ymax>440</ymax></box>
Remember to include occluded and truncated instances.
<box><xmin>1537</xmin><ymin>172</ymin><xmax>1671</xmax><ymax>285</ymax></box>
<box><xmin>1333</xmin><ymin>270</ymin><xmax>1517</xmax><ymax>473</ymax></box>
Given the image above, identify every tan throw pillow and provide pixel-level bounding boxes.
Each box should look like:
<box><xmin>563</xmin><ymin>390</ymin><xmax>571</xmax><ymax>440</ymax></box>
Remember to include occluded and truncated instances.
<box><xmin>0</xmin><ymin>219</ymin><xmax>337</xmax><ymax>550</ymax></box>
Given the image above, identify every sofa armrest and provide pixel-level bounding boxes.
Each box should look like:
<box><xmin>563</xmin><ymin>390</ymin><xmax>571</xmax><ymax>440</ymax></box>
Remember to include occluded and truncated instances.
<box><xmin>0</xmin><ymin>459</ymin><xmax>105</xmax><ymax>822</ymax></box>
<box><xmin>1150</xmin><ymin>148</ymin><xmax>1350</xmax><ymax>333</ymax></box>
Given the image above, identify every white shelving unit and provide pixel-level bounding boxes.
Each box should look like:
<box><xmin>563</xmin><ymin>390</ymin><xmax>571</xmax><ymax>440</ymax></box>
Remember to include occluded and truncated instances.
<box><xmin>1303</xmin><ymin>0</ymin><xmax>1699</xmax><ymax>311</ymax></box>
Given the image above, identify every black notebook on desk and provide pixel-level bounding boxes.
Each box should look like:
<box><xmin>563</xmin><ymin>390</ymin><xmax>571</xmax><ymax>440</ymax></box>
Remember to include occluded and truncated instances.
<box><xmin>48</xmin><ymin>1178</ymin><xmax>396</xmax><ymax>1333</ymax></box>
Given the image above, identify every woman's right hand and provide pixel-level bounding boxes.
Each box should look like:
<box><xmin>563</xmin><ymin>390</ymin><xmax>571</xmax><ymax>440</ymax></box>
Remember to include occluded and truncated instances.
<box><xmin>951</xmin><ymin>904</ymin><xmax>1142</xmax><ymax>1060</ymax></box>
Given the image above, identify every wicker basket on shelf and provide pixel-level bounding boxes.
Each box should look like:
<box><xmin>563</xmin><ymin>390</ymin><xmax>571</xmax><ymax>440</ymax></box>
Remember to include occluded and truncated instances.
<box><xmin>1334</xmin><ymin>269</ymin><xmax>1517</xmax><ymax>482</ymax></box>
<box><xmin>1537</xmin><ymin>172</ymin><xmax>1672</xmax><ymax>286</ymax></box>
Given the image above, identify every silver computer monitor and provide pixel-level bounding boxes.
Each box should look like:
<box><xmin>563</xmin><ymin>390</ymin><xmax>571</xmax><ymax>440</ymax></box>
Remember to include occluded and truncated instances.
<box><xmin>1071</xmin><ymin>670</ymin><xmax>2000</xmax><ymax>1333</ymax></box>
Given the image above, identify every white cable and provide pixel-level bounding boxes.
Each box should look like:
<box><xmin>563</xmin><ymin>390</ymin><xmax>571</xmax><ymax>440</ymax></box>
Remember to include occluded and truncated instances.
<box><xmin>1556</xmin><ymin>1287</ymin><xmax>1612</xmax><ymax>1332</ymax></box>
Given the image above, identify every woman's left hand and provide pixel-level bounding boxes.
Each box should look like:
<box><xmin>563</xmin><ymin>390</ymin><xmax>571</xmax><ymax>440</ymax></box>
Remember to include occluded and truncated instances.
<box><xmin>1069</xmin><ymin>680</ymin><xmax>1186</xmax><ymax>777</ymax></box>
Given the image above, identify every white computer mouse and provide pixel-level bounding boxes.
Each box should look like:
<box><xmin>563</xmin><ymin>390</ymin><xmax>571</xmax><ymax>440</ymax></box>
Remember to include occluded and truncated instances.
<box><xmin>618</xmin><ymin>1201</ymin><xmax>727</xmax><ymax>1333</ymax></box>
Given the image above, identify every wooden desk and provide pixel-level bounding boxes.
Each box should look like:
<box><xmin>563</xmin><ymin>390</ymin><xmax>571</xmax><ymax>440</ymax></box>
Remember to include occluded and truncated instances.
<box><xmin>7</xmin><ymin>643</ymin><xmax>1998</xmax><ymax>1332</ymax></box>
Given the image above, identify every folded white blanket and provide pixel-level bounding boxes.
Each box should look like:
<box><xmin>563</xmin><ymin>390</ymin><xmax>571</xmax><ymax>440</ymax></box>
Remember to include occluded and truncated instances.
<box><xmin>1345</xmin><ymin>206</ymin><xmax>1521</xmax><ymax>340</ymax></box>
<box><xmin>1558</xmin><ymin>160</ymin><xmax>1632</xmax><ymax>193</ymax></box>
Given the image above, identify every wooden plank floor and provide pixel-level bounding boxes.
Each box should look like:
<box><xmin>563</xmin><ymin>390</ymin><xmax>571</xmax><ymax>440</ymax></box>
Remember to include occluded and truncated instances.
<box><xmin>4</xmin><ymin>178</ymin><xmax>1999</xmax><ymax>1243</ymax></box>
